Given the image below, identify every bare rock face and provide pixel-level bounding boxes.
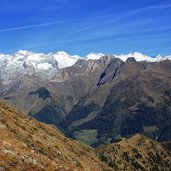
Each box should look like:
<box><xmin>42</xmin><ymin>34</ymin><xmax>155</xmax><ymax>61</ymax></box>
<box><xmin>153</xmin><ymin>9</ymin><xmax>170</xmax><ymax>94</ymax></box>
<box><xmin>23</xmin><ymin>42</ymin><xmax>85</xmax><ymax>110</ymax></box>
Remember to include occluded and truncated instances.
<box><xmin>125</xmin><ymin>57</ymin><xmax>137</xmax><ymax>62</ymax></box>
<box><xmin>97</xmin><ymin>58</ymin><xmax>123</xmax><ymax>86</ymax></box>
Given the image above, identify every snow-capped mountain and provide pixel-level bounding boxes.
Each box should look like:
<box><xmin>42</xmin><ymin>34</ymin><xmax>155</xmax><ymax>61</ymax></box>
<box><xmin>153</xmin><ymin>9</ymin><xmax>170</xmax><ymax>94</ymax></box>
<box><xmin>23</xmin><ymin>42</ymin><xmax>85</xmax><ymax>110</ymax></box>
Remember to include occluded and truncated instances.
<box><xmin>0</xmin><ymin>50</ymin><xmax>57</xmax><ymax>85</ymax></box>
<box><xmin>13</xmin><ymin>50</ymin><xmax>80</xmax><ymax>70</ymax></box>
<box><xmin>85</xmin><ymin>53</ymin><xmax>105</xmax><ymax>60</ymax></box>
<box><xmin>85</xmin><ymin>52</ymin><xmax>171</xmax><ymax>62</ymax></box>
<box><xmin>114</xmin><ymin>52</ymin><xmax>171</xmax><ymax>62</ymax></box>
<box><xmin>53</xmin><ymin>51</ymin><xmax>81</xmax><ymax>69</ymax></box>
<box><xmin>1</xmin><ymin>50</ymin><xmax>171</xmax><ymax>87</ymax></box>
<box><xmin>0</xmin><ymin>50</ymin><xmax>82</xmax><ymax>85</ymax></box>
<box><xmin>155</xmin><ymin>54</ymin><xmax>171</xmax><ymax>61</ymax></box>
<box><xmin>114</xmin><ymin>52</ymin><xmax>157</xmax><ymax>62</ymax></box>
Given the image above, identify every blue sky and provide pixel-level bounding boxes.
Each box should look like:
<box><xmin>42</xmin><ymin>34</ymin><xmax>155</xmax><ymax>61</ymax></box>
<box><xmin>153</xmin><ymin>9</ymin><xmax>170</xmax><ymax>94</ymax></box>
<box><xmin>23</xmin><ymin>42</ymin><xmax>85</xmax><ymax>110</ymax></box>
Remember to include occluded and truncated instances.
<box><xmin>0</xmin><ymin>0</ymin><xmax>171</xmax><ymax>56</ymax></box>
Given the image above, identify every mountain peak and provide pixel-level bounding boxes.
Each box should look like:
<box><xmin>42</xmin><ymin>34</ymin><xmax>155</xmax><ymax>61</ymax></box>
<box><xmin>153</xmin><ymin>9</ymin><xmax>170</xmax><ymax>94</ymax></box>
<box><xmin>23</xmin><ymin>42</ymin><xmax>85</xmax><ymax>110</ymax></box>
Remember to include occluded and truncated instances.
<box><xmin>114</xmin><ymin>52</ymin><xmax>157</xmax><ymax>62</ymax></box>
<box><xmin>16</xmin><ymin>50</ymin><xmax>33</xmax><ymax>56</ymax></box>
<box><xmin>125</xmin><ymin>57</ymin><xmax>137</xmax><ymax>63</ymax></box>
<box><xmin>86</xmin><ymin>53</ymin><xmax>104</xmax><ymax>60</ymax></box>
<box><xmin>55</xmin><ymin>51</ymin><xmax>69</xmax><ymax>56</ymax></box>
<box><xmin>54</xmin><ymin>51</ymin><xmax>81</xmax><ymax>69</ymax></box>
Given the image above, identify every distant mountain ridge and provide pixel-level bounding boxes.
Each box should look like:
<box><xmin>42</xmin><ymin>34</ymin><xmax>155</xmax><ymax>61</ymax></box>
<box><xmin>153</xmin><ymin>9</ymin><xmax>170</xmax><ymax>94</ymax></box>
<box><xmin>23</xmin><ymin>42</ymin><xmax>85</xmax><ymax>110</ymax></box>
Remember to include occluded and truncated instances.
<box><xmin>1</xmin><ymin>50</ymin><xmax>171</xmax><ymax>87</ymax></box>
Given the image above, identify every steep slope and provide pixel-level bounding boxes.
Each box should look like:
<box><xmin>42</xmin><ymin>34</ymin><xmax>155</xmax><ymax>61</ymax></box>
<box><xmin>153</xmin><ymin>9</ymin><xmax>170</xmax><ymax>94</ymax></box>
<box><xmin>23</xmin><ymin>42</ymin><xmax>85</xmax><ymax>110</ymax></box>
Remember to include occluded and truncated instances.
<box><xmin>97</xmin><ymin>134</ymin><xmax>171</xmax><ymax>171</ymax></box>
<box><xmin>0</xmin><ymin>100</ymin><xmax>111</xmax><ymax>171</ymax></box>
<box><xmin>0</xmin><ymin>100</ymin><xmax>170</xmax><ymax>171</ymax></box>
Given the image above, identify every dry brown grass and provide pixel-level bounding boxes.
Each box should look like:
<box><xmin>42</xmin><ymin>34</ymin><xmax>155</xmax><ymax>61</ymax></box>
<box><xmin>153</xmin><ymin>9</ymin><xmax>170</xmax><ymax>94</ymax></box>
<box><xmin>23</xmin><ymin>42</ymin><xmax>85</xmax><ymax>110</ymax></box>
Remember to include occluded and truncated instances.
<box><xmin>0</xmin><ymin>100</ymin><xmax>111</xmax><ymax>171</ymax></box>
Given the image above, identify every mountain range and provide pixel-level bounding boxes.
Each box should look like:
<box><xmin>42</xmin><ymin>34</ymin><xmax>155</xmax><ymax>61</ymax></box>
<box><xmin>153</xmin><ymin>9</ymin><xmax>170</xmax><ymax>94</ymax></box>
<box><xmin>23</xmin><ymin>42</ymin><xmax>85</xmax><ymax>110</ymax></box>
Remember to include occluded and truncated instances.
<box><xmin>1</xmin><ymin>50</ymin><xmax>171</xmax><ymax>88</ymax></box>
<box><xmin>1</xmin><ymin>50</ymin><xmax>171</xmax><ymax>147</ymax></box>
